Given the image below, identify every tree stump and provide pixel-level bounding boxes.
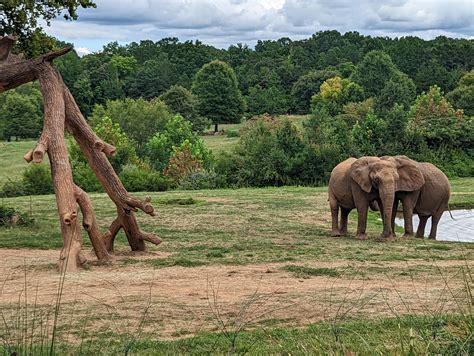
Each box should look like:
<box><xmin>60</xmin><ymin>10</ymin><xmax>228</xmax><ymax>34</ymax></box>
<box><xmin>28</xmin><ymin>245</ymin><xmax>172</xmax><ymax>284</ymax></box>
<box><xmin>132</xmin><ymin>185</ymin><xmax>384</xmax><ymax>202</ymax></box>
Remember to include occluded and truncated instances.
<box><xmin>0</xmin><ymin>36</ymin><xmax>161</xmax><ymax>272</ymax></box>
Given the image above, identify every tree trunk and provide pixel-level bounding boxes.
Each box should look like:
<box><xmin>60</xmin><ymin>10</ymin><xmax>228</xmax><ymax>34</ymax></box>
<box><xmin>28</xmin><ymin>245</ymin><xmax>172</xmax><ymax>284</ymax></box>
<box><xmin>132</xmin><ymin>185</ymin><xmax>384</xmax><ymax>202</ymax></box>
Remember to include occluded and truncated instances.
<box><xmin>0</xmin><ymin>36</ymin><xmax>160</xmax><ymax>271</ymax></box>
<box><xmin>214</xmin><ymin>123</ymin><xmax>218</xmax><ymax>133</ymax></box>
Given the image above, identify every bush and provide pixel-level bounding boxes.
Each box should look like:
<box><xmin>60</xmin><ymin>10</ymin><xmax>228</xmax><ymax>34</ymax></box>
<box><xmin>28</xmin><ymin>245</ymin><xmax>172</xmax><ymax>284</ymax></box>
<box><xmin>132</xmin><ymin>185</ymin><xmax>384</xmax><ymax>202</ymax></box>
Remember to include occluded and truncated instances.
<box><xmin>146</xmin><ymin>114</ymin><xmax>212</xmax><ymax>172</ymax></box>
<box><xmin>0</xmin><ymin>206</ymin><xmax>34</xmax><ymax>227</ymax></box>
<box><xmin>119</xmin><ymin>165</ymin><xmax>171</xmax><ymax>192</ymax></box>
<box><xmin>23</xmin><ymin>164</ymin><xmax>54</xmax><ymax>195</ymax></box>
<box><xmin>178</xmin><ymin>170</ymin><xmax>218</xmax><ymax>190</ymax></box>
<box><xmin>89</xmin><ymin>98</ymin><xmax>172</xmax><ymax>155</ymax></box>
<box><xmin>164</xmin><ymin>142</ymin><xmax>204</xmax><ymax>182</ymax></box>
<box><xmin>72</xmin><ymin>162</ymin><xmax>103</xmax><ymax>192</ymax></box>
<box><xmin>1</xmin><ymin>179</ymin><xmax>26</xmax><ymax>197</ymax></box>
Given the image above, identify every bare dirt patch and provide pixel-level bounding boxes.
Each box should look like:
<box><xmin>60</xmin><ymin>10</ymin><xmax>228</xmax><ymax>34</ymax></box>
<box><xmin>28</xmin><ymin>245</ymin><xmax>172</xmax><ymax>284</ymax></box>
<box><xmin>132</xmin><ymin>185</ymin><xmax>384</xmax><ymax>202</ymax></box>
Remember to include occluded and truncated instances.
<box><xmin>0</xmin><ymin>248</ymin><xmax>471</xmax><ymax>340</ymax></box>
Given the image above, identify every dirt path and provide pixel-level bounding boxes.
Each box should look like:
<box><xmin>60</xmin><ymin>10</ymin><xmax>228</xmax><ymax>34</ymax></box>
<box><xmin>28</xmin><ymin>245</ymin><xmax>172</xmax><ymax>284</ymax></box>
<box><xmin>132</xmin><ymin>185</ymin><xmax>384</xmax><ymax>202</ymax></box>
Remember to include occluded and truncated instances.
<box><xmin>0</xmin><ymin>248</ymin><xmax>471</xmax><ymax>339</ymax></box>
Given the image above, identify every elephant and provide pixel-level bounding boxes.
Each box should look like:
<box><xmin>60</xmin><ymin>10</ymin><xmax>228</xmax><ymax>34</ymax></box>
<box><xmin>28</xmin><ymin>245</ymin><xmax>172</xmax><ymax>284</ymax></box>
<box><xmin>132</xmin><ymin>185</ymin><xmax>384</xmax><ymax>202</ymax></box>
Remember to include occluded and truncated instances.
<box><xmin>328</xmin><ymin>156</ymin><xmax>425</xmax><ymax>240</ymax></box>
<box><xmin>385</xmin><ymin>157</ymin><xmax>451</xmax><ymax>239</ymax></box>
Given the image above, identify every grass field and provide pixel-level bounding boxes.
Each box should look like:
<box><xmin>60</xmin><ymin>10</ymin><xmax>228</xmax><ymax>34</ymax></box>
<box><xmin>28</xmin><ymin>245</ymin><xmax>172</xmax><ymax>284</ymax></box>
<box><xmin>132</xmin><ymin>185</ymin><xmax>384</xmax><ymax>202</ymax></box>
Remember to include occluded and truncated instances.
<box><xmin>0</xmin><ymin>140</ymin><xmax>473</xmax><ymax>354</ymax></box>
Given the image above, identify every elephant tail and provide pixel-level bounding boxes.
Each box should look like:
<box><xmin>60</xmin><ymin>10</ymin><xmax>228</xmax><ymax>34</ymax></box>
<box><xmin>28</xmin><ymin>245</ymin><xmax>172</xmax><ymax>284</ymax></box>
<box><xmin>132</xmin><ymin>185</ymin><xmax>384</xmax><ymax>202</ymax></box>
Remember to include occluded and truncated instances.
<box><xmin>447</xmin><ymin>204</ymin><xmax>456</xmax><ymax>220</ymax></box>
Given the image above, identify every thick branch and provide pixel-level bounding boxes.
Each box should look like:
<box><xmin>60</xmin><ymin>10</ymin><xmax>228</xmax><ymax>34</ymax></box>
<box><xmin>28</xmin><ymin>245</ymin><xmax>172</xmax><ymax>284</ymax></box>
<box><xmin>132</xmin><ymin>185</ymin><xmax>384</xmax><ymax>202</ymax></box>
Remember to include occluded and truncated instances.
<box><xmin>73</xmin><ymin>185</ymin><xmax>111</xmax><ymax>262</ymax></box>
<box><xmin>37</xmin><ymin>62</ymin><xmax>83</xmax><ymax>272</ymax></box>
<box><xmin>0</xmin><ymin>41</ymin><xmax>71</xmax><ymax>92</ymax></box>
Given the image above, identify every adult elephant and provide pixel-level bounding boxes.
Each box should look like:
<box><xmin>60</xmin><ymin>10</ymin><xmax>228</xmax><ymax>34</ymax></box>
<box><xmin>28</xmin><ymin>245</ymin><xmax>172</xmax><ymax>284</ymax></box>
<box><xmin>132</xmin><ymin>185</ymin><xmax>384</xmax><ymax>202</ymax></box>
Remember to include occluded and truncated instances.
<box><xmin>329</xmin><ymin>156</ymin><xmax>425</xmax><ymax>240</ymax></box>
<box><xmin>385</xmin><ymin>157</ymin><xmax>451</xmax><ymax>239</ymax></box>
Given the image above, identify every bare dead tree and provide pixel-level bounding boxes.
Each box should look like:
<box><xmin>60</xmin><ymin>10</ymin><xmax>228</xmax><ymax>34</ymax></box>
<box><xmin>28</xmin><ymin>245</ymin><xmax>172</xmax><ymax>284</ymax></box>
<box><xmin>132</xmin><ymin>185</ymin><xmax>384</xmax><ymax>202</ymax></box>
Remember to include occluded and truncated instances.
<box><xmin>0</xmin><ymin>36</ymin><xmax>161</xmax><ymax>272</ymax></box>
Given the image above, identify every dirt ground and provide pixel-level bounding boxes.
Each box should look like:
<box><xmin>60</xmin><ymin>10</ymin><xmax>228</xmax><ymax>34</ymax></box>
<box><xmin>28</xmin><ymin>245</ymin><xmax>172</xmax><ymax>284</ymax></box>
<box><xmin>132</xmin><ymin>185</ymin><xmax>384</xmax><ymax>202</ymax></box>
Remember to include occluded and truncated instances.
<box><xmin>0</xmin><ymin>248</ymin><xmax>471</xmax><ymax>340</ymax></box>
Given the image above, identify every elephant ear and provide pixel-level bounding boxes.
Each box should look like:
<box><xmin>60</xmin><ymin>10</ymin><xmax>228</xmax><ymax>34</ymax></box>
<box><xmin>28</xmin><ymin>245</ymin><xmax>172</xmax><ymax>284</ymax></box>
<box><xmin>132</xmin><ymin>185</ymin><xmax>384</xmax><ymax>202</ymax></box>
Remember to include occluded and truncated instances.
<box><xmin>393</xmin><ymin>156</ymin><xmax>425</xmax><ymax>191</ymax></box>
<box><xmin>350</xmin><ymin>157</ymin><xmax>378</xmax><ymax>193</ymax></box>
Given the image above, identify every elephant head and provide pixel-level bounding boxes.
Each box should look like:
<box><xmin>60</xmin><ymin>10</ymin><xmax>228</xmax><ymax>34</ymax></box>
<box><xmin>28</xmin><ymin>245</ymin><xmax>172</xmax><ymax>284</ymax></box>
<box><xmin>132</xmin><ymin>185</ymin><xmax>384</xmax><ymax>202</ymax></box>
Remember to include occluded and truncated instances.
<box><xmin>350</xmin><ymin>156</ymin><xmax>425</xmax><ymax>237</ymax></box>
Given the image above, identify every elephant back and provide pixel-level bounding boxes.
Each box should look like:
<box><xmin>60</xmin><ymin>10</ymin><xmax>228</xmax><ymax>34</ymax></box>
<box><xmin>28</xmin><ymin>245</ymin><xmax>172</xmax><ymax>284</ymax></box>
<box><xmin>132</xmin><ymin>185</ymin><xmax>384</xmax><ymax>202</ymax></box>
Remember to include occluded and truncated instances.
<box><xmin>416</xmin><ymin>162</ymin><xmax>451</xmax><ymax>215</ymax></box>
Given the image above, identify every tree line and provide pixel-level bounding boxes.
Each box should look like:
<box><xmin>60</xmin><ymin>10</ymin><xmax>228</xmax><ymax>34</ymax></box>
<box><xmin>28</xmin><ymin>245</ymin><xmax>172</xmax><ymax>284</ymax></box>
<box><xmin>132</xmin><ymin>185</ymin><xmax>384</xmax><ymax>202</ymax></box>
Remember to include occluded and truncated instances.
<box><xmin>0</xmin><ymin>31</ymin><xmax>472</xmax><ymax>194</ymax></box>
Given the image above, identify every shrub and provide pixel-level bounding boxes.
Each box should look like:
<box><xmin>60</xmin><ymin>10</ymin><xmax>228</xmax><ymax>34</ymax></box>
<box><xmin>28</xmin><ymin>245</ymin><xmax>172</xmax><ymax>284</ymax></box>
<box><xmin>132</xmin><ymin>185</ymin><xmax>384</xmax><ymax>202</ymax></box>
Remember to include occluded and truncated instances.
<box><xmin>72</xmin><ymin>162</ymin><xmax>103</xmax><ymax>192</ymax></box>
<box><xmin>164</xmin><ymin>142</ymin><xmax>203</xmax><ymax>182</ymax></box>
<box><xmin>351</xmin><ymin>109</ymin><xmax>386</xmax><ymax>156</ymax></box>
<box><xmin>119</xmin><ymin>165</ymin><xmax>170</xmax><ymax>192</ymax></box>
<box><xmin>89</xmin><ymin>98</ymin><xmax>172</xmax><ymax>155</ymax></box>
<box><xmin>1</xmin><ymin>179</ymin><xmax>26</xmax><ymax>197</ymax></box>
<box><xmin>178</xmin><ymin>170</ymin><xmax>218</xmax><ymax>190</ymax></box>
<box><xmin>146</xmin><ymin>114</ymin><xmax>212</xmax><ymax>172</ymax></box>
<box><xmin>0</xmin><ymin>206</ymin><xmax>34</xmax><ymax>227</ymax></box>
<box><xmin>23</xmin><ymin>164</ymin><xmax>54</xmax><ymax>195</ymax></box>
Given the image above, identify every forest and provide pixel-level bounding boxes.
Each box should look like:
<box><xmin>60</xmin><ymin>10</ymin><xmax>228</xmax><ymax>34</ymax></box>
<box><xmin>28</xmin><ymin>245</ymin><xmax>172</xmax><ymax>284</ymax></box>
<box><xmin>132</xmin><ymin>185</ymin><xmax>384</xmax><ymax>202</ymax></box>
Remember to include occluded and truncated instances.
<box><xmin>1</xmin><ymin>30</ymin><xmax>473</xmax><ymax>195</ymax></box>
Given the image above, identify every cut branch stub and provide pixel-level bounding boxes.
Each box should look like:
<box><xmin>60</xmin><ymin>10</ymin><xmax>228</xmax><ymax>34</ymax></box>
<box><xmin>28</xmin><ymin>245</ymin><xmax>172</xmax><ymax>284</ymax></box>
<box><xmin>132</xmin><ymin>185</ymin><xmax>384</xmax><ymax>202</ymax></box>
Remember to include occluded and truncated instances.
<box><xmin>0</xmin><ymin>36</ymin><xmax>17</xmax><ymax>61</ymax></box>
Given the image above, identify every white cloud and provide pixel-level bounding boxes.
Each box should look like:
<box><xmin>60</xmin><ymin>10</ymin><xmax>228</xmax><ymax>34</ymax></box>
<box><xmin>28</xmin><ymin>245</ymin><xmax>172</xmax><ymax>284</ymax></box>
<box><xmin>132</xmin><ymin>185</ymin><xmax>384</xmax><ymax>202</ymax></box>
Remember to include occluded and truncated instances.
<box><xmin>44</xmin><ymin>0</ymin><xmax>473</xmax><ymax>51</ymax></box>
<box><xmin>75</xmin><ymin>47</ymin><xmax>92</xmax><ymax>56</ymax></box>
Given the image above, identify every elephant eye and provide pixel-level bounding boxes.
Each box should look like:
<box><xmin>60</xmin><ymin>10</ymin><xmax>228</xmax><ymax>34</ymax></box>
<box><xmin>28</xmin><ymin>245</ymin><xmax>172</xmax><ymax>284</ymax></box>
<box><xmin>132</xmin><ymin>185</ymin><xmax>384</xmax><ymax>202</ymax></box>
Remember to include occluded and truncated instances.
<box><xmin>374</xmin><ymin>177</ymin><xmax>380</xmax><ymax>184</ymax></box>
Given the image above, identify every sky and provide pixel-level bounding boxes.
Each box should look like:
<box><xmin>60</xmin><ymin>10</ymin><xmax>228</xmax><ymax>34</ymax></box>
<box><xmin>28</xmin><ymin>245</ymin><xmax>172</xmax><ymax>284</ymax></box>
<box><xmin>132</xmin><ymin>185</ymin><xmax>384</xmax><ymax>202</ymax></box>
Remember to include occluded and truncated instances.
<box><xmin>44</xmin><ymin>0</ymin><xmax>474</xmax><ymax>56</ymax></box>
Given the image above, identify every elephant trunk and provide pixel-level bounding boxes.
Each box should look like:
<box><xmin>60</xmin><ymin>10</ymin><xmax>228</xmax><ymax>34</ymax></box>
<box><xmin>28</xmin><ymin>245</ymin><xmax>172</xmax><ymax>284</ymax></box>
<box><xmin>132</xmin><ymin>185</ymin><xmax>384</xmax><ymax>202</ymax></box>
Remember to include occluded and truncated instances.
<box><xmin>380</xmin><ymin>183</ymin><xmax>395</xmax><ymax>238</ymax></box>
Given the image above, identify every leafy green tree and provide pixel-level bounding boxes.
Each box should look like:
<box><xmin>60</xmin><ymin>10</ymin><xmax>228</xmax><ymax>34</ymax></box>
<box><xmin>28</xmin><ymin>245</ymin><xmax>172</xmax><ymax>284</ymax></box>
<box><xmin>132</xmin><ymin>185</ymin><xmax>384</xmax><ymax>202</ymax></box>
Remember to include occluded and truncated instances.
<box><xmin>127</xmin><ymin>55</ymin><xmax>177</xmax><ymax>99</ymax></box>
<box><xmin>414</xmin><ymin>59</ymin><xmax>462</xmax><ymax>93</ymax></box>
<box><xmin>351</xmin><ymin>50</ymin><xmax>399</xmax><ymax>97</ymax></box>
<box><xmin>72</xmin><ymin>71</ymin><xmax>95</xmax><ymax>116</ymax></box>
<box><xmin>291</xmin><ymin>70</ymin><xmax>339</xmax><ymax>114</ymax></box>
<box><xmin>311</xmin><ymin>76</ymin><xmax>364</xmax><ymax>115</ymax></box>
<box><xmin>375</xmin><ymin>73</ymin><xmax>416</xmax><ymax>114</ymax></box>
<box><xmin>146</xmin><ymin>115</ymin><xmax>211</xmax><ymax>172</ymax></box>
<box><xmin>192</xmin><ymin>60</ymin><xmax>245</xmax><ymax>132</ymax></box>
<box><xmin>407</xmin><ymin>85</ymin><xmax>473</xmax><ymax>148</ymax></box>
<box><xmin>0</xmin><ymin>84</ymin><xmax>42</xmax><ymax>140</ymax></box>
<box><xmin>447</xmin><ymin>70</ymin><xmax>474</xmax><ymax>116</ymax></box>
<box><xmin>246</xmin><ymin>85</ymin><xmax>289</xmax><ymax>116</ymax></box>
<box><xmin>383</xmin><ymin>104</ymin><xmax>409</xmax><ymax>153</ymax></box>
<box><xmin>351</xmin><ymin>109</ymin><xmax>386</xmax><ymax>156</ymax></box>
<box><xmin>55</xmin><ymin>47</ymin><xmax>83</xmax><ymax>88</ymax></box>
<box><xmin>159</xmin><ymin>85</ymin><xmax>210</xmax><ymax>132</ymax></box>
<box><xmin>89</xmin><ymin>98</ymin><xmax>172</xmax><ymax>155</ymax></box>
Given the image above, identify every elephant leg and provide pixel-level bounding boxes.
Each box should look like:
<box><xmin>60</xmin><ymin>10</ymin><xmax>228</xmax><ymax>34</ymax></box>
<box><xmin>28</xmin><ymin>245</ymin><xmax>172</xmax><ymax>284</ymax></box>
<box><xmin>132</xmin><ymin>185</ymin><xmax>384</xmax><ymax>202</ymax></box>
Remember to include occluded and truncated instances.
<box><xmin>402</xmin><ymin>204</ymin><xmax>415</xmax><ymax>237</ymax></box>
<box><xmin>356</xmin><ymin>202</ymin><xmax>369</xmax><ymax>240</ymax></box>
<box><xmin>340</xmin><ymin>207</ymin><xmax>351</xmax><ymax>236</ymax></box>
<box><xmin>391</xmin><ymin>199</ymin><xmax>399</xmax><ymax>237</ymax></box>
<box><xmin>330</xmin><ymin>196</ymin><xmax>341</xmax><ymax>237</ymax></box>
<box><xmin>415</xmin><ymin>215</ymin><xmax>428</xmax><ymax>238</ymax></box>
<box><xmin>429</xmin><ymin>211</ymin><xmax>443</xmax><ymax>240</ymax></box>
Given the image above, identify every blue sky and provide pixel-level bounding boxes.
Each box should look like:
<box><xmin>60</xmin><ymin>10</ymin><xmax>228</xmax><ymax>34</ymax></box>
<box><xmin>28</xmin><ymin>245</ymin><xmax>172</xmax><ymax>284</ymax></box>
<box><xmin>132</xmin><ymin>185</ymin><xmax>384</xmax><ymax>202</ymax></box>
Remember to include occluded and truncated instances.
<box><xmin>44</xmin><ymin>0</ymin><xmax>473</xmax><ymax>56</ymax></box>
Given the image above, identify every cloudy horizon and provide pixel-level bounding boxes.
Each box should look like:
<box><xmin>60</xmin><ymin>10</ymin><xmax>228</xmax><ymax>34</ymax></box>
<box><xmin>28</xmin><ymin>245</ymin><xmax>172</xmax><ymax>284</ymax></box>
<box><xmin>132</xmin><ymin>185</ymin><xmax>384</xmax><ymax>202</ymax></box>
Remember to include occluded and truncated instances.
<box><xmin>44</xmin><ymin>0</ymin><xmax>473</xmax><ymax>56</ymax></box>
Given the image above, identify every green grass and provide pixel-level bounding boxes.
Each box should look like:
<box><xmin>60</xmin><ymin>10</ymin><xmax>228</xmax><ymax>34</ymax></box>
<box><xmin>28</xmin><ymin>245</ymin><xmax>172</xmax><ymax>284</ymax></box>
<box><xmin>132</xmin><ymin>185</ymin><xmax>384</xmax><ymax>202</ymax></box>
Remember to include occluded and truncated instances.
<box><xmin>282</xmin><ymin>265</ymin><xmax>340</xmax><ymax>278</ymax></box>
<box><xmin>0</xmin><ymin>138</ymin><xmax>473</xmax><ymax>354</ymax></box>
<box><xmin>201</xmin><ymin>135</ymin><xmax>239</xmax><ymax>154</ymax></box>
<box><xmin>5</xmin><ymin>314</ymin><xmax>469</xmax><ymax>355</ymax></box>
<box><xmin>1</xmin><ymin>182</ymin><xmax>473</xmax><ymax>265</ymax></box>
